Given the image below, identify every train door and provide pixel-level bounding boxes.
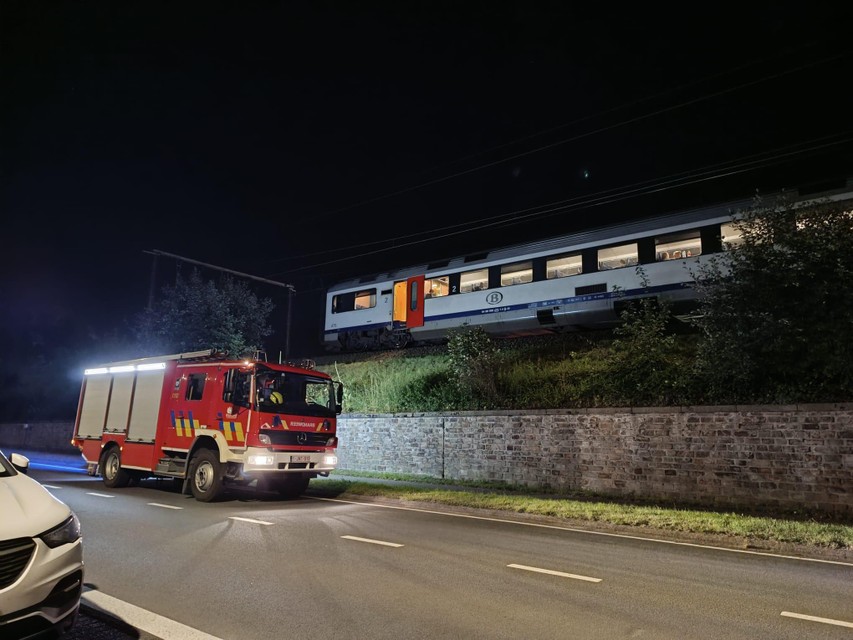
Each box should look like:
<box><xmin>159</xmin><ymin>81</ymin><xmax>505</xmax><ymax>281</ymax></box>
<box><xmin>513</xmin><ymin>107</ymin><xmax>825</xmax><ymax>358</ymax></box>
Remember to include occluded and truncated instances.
<box><xmin>393</xmin><ymin>275</ymin><xmax>425</xmax><ymax>328</ymax></box>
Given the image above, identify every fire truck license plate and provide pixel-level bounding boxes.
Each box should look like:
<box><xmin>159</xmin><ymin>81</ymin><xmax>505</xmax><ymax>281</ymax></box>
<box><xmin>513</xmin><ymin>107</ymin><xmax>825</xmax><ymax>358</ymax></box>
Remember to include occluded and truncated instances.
<box><xmin>291</xmin><ymin>455</ymin><xmax>310</xmax><ymax>463</ymax></box>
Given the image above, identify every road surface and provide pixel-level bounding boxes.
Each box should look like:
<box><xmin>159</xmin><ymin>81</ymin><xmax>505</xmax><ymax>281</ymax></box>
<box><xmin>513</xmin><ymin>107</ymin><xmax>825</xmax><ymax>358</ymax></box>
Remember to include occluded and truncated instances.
<box><xmin>24</xmin><ymin>465</ymin><xmax>853</xmax><ymax>640</ymax></box>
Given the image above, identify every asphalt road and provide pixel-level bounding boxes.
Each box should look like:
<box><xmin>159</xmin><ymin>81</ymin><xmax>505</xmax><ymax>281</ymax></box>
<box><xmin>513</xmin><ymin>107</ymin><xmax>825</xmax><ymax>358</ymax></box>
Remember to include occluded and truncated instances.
<box><xmin>23</xmin><ymin>466</ymin><xmax>853</xmax><ymax>640</ymax></box>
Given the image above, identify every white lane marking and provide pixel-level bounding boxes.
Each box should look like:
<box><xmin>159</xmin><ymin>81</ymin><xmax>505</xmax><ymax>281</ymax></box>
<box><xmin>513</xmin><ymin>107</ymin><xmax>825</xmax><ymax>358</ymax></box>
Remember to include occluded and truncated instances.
<box><xmin>508</xmin><ymin>563</ymin><xmax>602</xmax><ymax>583</ymax></box>
<box><xmin>341</xmin><ymin>535</ymin><xmax>404</xmax><ymax>548</ymax></box>
<box><xmin>310</xmin><ymin>497</ymin><xmax>853</xmax><ymax>568</ymax></box>
<box><xmin>228</xmin><ymin>516</ymin><xmax>274</xmax><ymax>525</ymax></box>
<box><xmin>86</xmin><ymin>492</ymin><xmax>115</xmax><ymax>498</ymax></box>
<box><xmin>781</xmin><ymin>611</ymin><xmax>853</xmax><ymax>628</ymax></box>
<box><xmin>42</xmin><ymin>484</ymin><xmax>62</xmax><ymax>489</ymax></box>
<box><xmin>148</xmin><ymin>502</ymin><xmax>184</xmax><ymax>510</ymax></box>
<box><xmin>82</xmin><ymin>589</ymin><xmax>224</xmax><ymax>640</ymax></box>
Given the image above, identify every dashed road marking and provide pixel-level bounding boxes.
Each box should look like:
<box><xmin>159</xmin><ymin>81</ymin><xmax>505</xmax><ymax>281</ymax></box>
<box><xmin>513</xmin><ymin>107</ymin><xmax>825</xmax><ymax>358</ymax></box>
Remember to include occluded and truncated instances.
<box><xmin>508</xmin><ymin>563</ymin><xmax>602</xmax><ymax>583</ymax></box>
<box><xmin>86</xmin><ymin>492</ymin><xmax>115</xmax><ymax>498</ymax></box>
<box><xmin>83</xmin><ymin>589</ymin><xmax>224</xmax><ymax>640</ymax></box>
<box><xmin>148</xmin><ymin>502</ymin><xmax>184</xmax><ymax>510</ymax></box>
<box><xmin>341</xmin><ymin>535</ymin><xmax>404</xmax><ymax>548</ymax></box>
<box><xmin>228</xmin><ymin>516</ymin><xmax>274</xmax><ymax>525</ymax></box>
<box><xmin>781</xmin><ymin>611</ymin><xmax>853</xmax><ymax>629</ymax></box>
<box><xmin>42</xmin><ymin>484</ymin><xmax>62</xmax><ymax>489</ymax></box>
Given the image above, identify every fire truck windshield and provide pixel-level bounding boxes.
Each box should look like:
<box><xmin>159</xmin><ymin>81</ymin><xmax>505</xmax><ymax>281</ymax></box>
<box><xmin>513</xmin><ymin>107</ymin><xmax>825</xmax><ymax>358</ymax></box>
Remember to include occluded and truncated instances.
<box><xmin>255</xmin><ymin>371</ymin><xmax>336</xmax><ymax>417</ymax></box>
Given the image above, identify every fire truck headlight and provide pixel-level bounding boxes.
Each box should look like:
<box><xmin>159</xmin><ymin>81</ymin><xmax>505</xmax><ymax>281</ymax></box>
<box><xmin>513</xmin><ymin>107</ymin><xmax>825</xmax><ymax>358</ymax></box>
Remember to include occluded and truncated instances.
<box><xmin>322</xmin><ymin>455</ymin><xmax>338</xmax><ymax>466</ymax></box>
<box><xmin>258</xmin><ymin>433</ymin><xmax>271</xmax><ymax>445</ymax></box>
<box><xmin>248</xmin><ymin>455</ymin><xmax>275</xmax><ymax>466</ymax></box>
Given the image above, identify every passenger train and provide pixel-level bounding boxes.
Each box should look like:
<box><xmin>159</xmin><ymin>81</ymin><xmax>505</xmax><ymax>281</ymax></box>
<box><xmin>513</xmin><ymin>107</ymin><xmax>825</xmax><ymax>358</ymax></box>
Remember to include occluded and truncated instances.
<box><xmin>323</xmin><ymin>182</ymin><xmax>853</xmax><ymax>351</ymax></box>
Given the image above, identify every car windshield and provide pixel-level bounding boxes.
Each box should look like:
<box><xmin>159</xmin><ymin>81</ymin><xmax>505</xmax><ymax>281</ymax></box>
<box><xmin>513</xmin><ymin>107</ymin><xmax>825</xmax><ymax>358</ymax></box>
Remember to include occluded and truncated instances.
<box><xmin>255</xmin><ymin>370</ymin><xmax>336</xmax><ymax>417</ymax></box>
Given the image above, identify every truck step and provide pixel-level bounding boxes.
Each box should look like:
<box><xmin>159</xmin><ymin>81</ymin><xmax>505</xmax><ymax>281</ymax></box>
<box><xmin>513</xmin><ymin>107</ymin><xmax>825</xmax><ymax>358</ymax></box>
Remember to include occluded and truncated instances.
<box><xmin>156</xmin><ymin>457</ymin><xmax>188</xmax><ymax>474</ymax></box>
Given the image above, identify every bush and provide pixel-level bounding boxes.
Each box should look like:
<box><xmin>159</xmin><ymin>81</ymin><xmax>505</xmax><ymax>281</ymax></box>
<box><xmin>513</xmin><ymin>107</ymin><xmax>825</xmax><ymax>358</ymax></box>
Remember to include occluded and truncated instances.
<box><xmin>446</xmin><ymin>326</ymin><xmax>500</xmax><ymax>408</ymax></box>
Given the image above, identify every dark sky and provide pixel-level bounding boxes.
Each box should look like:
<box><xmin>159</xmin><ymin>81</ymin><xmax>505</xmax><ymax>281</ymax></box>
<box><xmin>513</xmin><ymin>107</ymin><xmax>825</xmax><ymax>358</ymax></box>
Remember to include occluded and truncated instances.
<box><xmin>2</xmin><ymin>1</ymin><xmax>852</xmax><ymax>359</ymax></box>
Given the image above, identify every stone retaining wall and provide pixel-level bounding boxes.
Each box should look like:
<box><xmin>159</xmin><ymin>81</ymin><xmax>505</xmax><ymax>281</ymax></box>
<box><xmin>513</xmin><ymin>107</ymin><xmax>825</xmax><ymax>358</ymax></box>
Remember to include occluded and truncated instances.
<box><xmin>336</xmin><ymin>406</ymin><xmax>853</xmax><ymax>516</ymax></box>
<box><xmin>2</xmin><ymin>405</ymin><xmax>851</xmax><ymax>516</ymax></box>
<box><xmin>0</xmin><ymin>421</ymin><xmax>79</xmax><ymax>454</ymax></box>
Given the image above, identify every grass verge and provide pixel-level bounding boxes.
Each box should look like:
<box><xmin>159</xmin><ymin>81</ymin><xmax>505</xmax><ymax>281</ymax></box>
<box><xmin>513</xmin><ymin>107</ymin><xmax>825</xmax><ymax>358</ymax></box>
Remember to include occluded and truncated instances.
<box><xmin>309</xmin><ymin>472</ymin><xmax>853</xmax><ymax>552</ymax></box>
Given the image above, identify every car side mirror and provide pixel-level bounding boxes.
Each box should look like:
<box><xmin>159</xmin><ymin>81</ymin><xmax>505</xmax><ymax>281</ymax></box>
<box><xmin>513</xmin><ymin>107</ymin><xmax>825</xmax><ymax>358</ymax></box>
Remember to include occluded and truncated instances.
<box><xmin>10</xmin><ymin>453</ymin><xmax>29</xmax><ymax>474</ymax></box>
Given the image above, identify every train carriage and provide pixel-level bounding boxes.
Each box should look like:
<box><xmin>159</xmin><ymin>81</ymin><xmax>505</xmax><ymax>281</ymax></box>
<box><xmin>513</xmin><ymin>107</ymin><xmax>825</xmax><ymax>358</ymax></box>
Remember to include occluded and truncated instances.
<box><xmin>323</xmin><ymin>184</ymin><xmax>853</xmax><ymax>351</ymax></box>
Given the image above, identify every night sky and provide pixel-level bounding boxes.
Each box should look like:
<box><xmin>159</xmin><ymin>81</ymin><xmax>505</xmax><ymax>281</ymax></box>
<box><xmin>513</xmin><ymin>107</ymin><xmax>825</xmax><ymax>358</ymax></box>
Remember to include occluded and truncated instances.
<box><xmin>2</xmin><ymin>2</ymin><xmax>852</xmax><ymax>361</ymax></box>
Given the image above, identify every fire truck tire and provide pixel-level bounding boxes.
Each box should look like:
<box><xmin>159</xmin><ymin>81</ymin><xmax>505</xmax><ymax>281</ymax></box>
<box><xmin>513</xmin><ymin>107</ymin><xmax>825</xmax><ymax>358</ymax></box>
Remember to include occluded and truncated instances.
<box><xmin>276</xmin><ymin>475</ymin><xmax>310</xmax><ymax>499</ymax></box>
<box><xmin>190</xmin><ymin>449</ymin><xmax>224</xmax><ymax>502</ymax></box>
<box><xmin>101</xmin><ymin>448</ymin><xmax>132</xmax><ymax>488</ymax></box>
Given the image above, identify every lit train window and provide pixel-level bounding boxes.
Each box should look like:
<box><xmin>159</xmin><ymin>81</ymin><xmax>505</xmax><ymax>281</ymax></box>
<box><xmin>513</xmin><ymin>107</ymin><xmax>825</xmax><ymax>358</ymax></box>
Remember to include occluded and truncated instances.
<box><xmin>598</xmin><ymin>243</ymin><xmax>638</xmax><ymax>270</ymax></box>
<box><xmin>332</xmin><ymin>289</ymin><xmax>376</xmax><ymax>313</ymax></box>
<box><xmin>720</xmin><ymin>223</ymin><xmax>744</xmax><ymax>250</ymax></box>
<box><xmin>500</xmin><ymin>261</ymin><xmax>532</xmax><ymax>286</ymax></box>
<box><xmin>424</xmin><ymin>276</ymin><xmax>449</xmax><ymax>298</ymax></box>
<box><xmin>546</xmin><ymin>253</ymin><xmax>582</xmax><ymax>279</ymax></box>
<box><xmin>354</xmin><ymin>290</ymin><xmax>376</xmax><ymax>310</ymax></box>
<box><xmin>460</xmin><ymin>268</ymin><xmax>489</xmax><ymax>293</ymax></box>
<box><xmin>655</xmin><ymin>231</ymin><xmax>701</xmax><ymax>261</ymax></box>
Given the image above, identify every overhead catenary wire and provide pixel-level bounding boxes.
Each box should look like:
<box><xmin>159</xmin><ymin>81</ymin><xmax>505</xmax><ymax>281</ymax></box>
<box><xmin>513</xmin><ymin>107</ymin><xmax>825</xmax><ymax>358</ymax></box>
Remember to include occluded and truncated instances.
<box><xmin>309</xmin><ymin>50</ymin><xmax>849</xmax><ymax>221</ymax></box>
<box><xmin>265</xmin><ymin>131</ymin><xmax>853</xmax><ymax>277</ymax></box>
<box><xmin>266</xmin><ymin>132</ymin><xmax>853</xmax><ymax>265</ymax></box>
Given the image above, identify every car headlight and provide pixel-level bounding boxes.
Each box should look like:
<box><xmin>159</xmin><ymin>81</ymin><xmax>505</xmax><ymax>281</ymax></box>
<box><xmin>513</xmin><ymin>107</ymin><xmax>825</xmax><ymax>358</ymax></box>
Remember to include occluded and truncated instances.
<box><xmin>40</xmin><ymin>513</ymin><xmax>82</xmax><ymax>548</ymax></box>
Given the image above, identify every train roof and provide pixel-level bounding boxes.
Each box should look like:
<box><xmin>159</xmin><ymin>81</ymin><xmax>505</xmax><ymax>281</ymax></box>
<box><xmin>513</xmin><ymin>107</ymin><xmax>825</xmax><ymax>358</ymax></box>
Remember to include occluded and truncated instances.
<box><xmin>328</xmin><ymin>180</ymin><xmax>853</xmax><ymax>292</ymax></box>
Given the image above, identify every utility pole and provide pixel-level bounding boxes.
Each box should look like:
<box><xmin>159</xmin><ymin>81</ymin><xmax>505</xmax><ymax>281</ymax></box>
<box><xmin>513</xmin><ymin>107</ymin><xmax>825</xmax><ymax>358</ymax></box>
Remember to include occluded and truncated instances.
<box><xmin>144</xmin><ymin>249</ymin><xmax>297</xmax><ymax>358</ymax></box>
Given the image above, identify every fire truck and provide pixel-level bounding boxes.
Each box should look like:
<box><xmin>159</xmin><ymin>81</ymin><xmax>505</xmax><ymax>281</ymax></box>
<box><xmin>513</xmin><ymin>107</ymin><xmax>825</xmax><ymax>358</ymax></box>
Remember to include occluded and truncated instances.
<box><xmin>71</xmin><ymin>349</ymin><xmax>343</xmax><ymax>502</ymax></box>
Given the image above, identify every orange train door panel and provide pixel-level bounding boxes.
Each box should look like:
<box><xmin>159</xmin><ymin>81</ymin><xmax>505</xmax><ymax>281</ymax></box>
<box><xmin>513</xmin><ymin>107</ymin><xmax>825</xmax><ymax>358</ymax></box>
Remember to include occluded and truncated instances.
<box><xmin>392</xmin><ymin>276</ymin><xmax>425</xmax><ymax>327</ymax></box>
<box><xmin>406</xmin><ymin>275</ymin><xmax>425</xmax><ymax>328</ymax></box>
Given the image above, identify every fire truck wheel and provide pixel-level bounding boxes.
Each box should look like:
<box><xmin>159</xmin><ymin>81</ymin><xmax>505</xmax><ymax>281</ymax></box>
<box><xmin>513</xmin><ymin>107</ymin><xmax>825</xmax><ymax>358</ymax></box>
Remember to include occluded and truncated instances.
<box><xmin>190</xmin><ymin>449</ymin><xmax>224</xmax><ymax>502</ymax></box>
<box><xmin>101</xmin><ymin>448</ymin><xmax>132</xmax><ymax>488</ymax></box>
<box><xmin>276</xmin><ymin>475</ymin><xmax>310</xmax><ymax>500</ymax></box>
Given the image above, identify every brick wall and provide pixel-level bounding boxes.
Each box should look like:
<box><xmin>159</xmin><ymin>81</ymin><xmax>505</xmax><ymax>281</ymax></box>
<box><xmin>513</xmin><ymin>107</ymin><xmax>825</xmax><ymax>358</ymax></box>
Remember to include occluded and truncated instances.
<box><xmin>2</xmin><ymin>405</ymin><xmax>851</xmax><ymax>515</ymax></box>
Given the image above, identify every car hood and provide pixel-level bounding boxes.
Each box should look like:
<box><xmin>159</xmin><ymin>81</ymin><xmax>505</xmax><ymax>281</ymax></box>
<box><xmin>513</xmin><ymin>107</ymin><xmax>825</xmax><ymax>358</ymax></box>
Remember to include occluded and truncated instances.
<box><xmin>0</xmin><ymin>472</ymin><xmax>72</xmax><ymax>539</ymax></box>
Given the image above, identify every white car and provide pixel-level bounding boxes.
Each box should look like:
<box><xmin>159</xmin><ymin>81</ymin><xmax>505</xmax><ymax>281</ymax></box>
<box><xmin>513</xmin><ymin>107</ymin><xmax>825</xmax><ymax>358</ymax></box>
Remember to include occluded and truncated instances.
<box><xmin>0</xmin><ymin>450</ymin><xmax>83</xmax><ymax>638</ymax></box>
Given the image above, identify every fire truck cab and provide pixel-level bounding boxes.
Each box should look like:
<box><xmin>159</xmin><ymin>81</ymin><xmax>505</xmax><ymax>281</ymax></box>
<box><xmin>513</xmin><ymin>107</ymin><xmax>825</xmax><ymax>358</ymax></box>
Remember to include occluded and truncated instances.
<box><xmin>71</xmin><ymin>349</ymin><xmax>342</xmax><ymax>502</ymax></box>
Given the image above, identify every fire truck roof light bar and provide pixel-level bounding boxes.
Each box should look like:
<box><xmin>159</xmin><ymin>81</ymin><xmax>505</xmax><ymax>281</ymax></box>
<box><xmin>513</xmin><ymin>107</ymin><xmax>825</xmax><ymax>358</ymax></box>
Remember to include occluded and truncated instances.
<box><xmin>83</xmin><ymin>349</ymin><xmax>216</xmax><ymax>376</ymax></box>
<box><xmin>85</xmin><ymin>362</ymin><xmax>167</xmax><ymax>376</ymax></box>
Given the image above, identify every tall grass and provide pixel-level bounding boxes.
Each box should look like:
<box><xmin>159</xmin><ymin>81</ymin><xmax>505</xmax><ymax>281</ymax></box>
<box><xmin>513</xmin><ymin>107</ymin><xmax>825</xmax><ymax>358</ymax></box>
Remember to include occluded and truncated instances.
<box><xmin>317</xmin><ymin>333</ymin><xmax>700</xmax><ymax>412</ymax></box>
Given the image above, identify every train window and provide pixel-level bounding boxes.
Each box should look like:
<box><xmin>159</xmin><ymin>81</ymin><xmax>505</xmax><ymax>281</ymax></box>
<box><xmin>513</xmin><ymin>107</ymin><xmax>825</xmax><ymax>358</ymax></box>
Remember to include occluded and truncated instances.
<box><xmin>500</xmin><ymin>261</ymin><xmax>533</xmax><ymax>286</ymax></box>
<box><xmin>546</xmin><ymin>253</ymin><xmax>582</xmax><ymax>279</ymax></box>
<box><xmin>598</xmin><ymin>243</ymin><xmax>638</xmax><ymax>270</ymax></box>
<box><xmin>332</xmin><ymin>289</ymin><xmax>376</xmax><ymax>313</ymax></box>
<box><xmin>354</xmin><ymin>289</ymin><xmax>376</xmax><ymax>310</ymax></box>
<box><xmin>460</xmin><ymin>268</ymin><xmax>489</xmax><ymax>293</ymax></box>
<box><xmin>720</xmin><ymin>223</ymin><xmax>744</xmax><ymax>250</ymax></box>
<box><xmin>410</xmin><ymin>281</ymin><xmax>418</xmax><ymax>311</ymax></box>
<box><xmin>424</xmin><ymin>276</ymin><xmax>450</xmax><ymax>298</ymax></box>
<box><xmin>655</xmin><ymin>231</ymin><xmax>702</xmax><ymax>261</ymax></box>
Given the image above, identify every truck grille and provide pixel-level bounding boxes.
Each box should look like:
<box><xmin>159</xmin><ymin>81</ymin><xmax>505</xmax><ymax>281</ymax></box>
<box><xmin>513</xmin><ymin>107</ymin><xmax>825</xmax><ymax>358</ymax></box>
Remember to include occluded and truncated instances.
<box><xmin>265</xmin><ymin>430</ymin><xmax>333</xmax><ymax>447</ymax></box>
<box><xmin>0</xmin><ymin>537</ymin><xmax>36</xmax><ymax>589</ymax></box>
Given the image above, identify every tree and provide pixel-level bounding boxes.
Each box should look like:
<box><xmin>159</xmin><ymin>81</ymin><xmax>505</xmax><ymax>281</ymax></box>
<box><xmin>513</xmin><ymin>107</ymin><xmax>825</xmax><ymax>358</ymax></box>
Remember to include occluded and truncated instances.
<box><xmin>133</xmin><ymin>269</ymin><xmax>275</xmax><ymax>357</ymax></box>
<box><xmin>692</xmin><ymin>193</ymin><xmax>853</xmax><ymax>402</ymax></box>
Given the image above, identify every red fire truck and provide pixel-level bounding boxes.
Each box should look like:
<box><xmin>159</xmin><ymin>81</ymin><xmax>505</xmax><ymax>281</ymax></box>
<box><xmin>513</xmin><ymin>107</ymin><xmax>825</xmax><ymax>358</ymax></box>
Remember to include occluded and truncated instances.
<box><xmin>71</xmin><ymin>349</ymin><xmax>342</xmax><ymax>502</ymax></box>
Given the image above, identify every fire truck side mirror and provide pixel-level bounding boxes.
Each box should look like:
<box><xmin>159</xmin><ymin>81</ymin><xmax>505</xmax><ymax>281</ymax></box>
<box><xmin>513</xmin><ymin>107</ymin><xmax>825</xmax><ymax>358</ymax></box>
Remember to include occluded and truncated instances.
<box><xmin>335</xmin><ymin>382</ymin><xmax>344</xmax><ymax>414</ymax></box>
